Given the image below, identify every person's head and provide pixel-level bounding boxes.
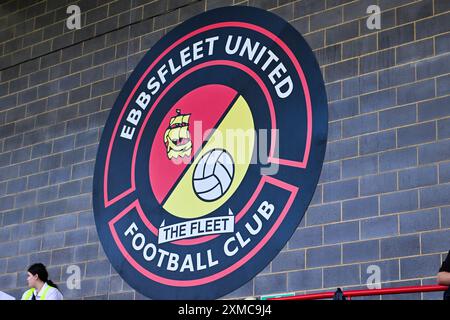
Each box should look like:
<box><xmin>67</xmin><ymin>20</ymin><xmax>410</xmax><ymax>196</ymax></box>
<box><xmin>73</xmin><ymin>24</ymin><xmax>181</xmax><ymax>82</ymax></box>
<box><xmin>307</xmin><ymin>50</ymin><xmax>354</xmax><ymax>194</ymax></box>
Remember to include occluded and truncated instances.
<box><xmin>27</xmin><ymin>263</ymin><xmax>58</xmax><ymax>289</ymax></box>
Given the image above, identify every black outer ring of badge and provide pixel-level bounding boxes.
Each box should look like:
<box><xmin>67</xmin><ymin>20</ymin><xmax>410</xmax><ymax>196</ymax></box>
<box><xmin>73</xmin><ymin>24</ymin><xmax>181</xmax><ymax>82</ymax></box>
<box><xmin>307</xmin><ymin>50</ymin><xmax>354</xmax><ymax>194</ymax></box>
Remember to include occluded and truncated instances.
<box><xmin>93</xmin><ymin>6</ymin><xmax>328</xmax><ymax>300</ymax></box>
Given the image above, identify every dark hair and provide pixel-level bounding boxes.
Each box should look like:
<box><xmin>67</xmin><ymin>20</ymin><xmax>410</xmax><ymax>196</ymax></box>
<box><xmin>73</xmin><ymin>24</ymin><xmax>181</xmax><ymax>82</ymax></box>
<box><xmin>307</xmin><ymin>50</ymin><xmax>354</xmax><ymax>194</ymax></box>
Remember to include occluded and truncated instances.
<box><xmin>27</xmin><ymin>263</ymin><xmax>58</xmax><ymax>289</ymax></box>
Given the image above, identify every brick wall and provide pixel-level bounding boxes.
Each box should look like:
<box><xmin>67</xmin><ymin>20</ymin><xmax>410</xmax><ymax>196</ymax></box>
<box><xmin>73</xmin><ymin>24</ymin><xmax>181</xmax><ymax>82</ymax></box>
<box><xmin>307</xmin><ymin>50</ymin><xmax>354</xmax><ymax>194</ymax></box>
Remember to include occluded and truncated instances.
<box><xmin>0</xmin><ymin>0</ymin><xmax>449</xmax><ymax>300</ymax></box>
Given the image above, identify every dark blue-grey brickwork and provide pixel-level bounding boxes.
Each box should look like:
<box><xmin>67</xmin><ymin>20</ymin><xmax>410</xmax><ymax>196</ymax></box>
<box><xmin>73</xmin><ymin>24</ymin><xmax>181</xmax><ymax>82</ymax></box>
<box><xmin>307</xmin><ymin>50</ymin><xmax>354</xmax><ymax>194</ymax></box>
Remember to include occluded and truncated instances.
<box><xmin>0</xmin><ymin>0</ymin><xmax>449</xmax><ymax>300</ymax></box>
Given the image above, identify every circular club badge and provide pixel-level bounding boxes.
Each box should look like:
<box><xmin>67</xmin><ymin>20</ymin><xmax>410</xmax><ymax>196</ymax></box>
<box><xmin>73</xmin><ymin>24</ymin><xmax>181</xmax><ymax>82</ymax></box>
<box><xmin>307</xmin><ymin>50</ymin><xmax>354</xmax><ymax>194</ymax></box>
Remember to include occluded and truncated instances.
<box><xmin>93</xmin><ymin>6</ymin><xmax>328</xmax><ymax>300</ymax></box>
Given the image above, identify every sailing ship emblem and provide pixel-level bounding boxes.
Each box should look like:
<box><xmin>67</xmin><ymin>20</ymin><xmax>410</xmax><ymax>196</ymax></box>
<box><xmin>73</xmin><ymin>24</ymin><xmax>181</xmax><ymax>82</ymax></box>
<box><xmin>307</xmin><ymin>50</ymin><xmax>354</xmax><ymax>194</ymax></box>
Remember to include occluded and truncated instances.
<box><xmin>164</xmin><ymin>109</ymin><xmax>192</xmax><ymax>159</ymax></box>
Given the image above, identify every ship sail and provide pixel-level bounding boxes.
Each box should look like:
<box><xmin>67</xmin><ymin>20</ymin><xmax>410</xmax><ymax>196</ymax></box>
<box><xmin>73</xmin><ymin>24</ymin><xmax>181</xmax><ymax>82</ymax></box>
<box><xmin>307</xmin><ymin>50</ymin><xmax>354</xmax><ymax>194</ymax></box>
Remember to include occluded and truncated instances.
<box><xmin>164</xmin><ymin>109</ymin><xmax>192</xmax><ymax>159</ymax></box>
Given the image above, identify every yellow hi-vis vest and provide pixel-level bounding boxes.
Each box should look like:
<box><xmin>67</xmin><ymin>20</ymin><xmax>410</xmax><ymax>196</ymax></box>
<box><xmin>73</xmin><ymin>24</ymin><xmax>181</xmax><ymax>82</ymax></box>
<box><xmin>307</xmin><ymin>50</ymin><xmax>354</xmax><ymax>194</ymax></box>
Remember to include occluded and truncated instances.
<box><xmin>23</xmin><ymin>285</ymin><xmax>52</xmax><ymax>300</ymax></box>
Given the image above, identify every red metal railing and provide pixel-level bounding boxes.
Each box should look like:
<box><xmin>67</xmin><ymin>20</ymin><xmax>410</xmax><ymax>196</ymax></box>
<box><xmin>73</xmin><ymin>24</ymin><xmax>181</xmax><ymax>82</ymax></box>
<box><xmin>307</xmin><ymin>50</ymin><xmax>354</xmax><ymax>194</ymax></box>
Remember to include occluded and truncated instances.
<box><xmin>268</xmin><ymin>285</ymin><xmax>449</xmax><ymax>300</ymax></box>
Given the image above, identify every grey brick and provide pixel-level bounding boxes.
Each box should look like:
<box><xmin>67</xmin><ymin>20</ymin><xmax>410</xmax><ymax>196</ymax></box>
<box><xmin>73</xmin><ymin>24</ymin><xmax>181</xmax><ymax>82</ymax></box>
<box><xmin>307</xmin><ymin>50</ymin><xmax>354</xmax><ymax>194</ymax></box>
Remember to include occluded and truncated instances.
<box><xmin>310</xmin><ymin>7</ymin><xmax>341</xmax><ymax>31</ymax></box>
<box><xmin>380</xmin><ymin>147</ymin><xmax>417</xmax><ymax>172</ymax></box>
<box><xmin>0</xmin><ymin>242</ymin><xmax>19</xmax><ymax>258</ymax></box>
<box><xmin>420</xmin><ymin>183</ymin><xmax>450</xmax><ymax>208</ymax></box>
<box><xmin>0</xmin><ymin>273</ymin><xmax>17</xmax><ymax>289</ymax></box>
<box><xmin>360</xmin><ymin>49</ymin><xmax>395</xmax><ymax>74</ymax></box>
<box><xmin>435</xmin><ymin>0</ymin><xmax>450</xmax><ymax>13</ymax></box>
<box><xmin>437</xmin><ymin>74</ymin><xmax>450</xmax><ymax>97</ymax></box>
<box><xmin>66</xmin><ymin>195</ymin><xmax>91</xmax><ymax>213</ymax></box>
<box><xmin>342</xmin><ymin>113</ymin><xmax>378</xmax><ymax>138</ymax></box>
<box><xmin>272</xmin><ymin>250</ymin><xmax>305</xmax><ymax>272</ymax></box>
<box><xmin>328</xmin><ymin>97</ymin><xmax>359</xmax><ymax>121</ymax></box>
<box><xmin>360</xmin><ymin>130</ymin><xmax>396</xmax><ymax>155</ymax></box>
<box><xmin>360</xmin><ymin>172</ymin><xmax>397</xmax><ymax>196</ymax></box>
<box><xmin>3</xmin><ymin>209</ymin><xmax>23</xmax><ymax>226</ymax></box>
<box><xmin>154</xmin><ymin>10</ymin><xmax>178</xmax><ymax>30</ymax></box>
<box><xmin>294</xmin><ymin>0</ymin><xmax>326</xmax><ymax>18</ymax></box>
<box><xmin>4</xmin><ymin>135</ymin><xmax>23</xmax><ymax>152</ymax></box>
<box><xmin>398</xmin><ymin>165</ymin><xmax>437</xmax><ymax>190</ymax></box>
<box><xmin>343</xmin><ymin>240</ymin><xmax>379</xmax><ymax>263</ymax></box>
<box><xmin>342</xmin><ymin>155</ymin><xmax>378</xmax><ymax>178</ymax></box>
<box><xmin>361</xmin><ymin>259</ymin><xmax>400</xmax><ymax>283</ymax></box>
<box><xmin>88</xmin><ymin>110</ymin><xmax>109</xmax><ymax>129</ymax></box>
<box><xmin>400</xmin><ymin>254</ymin><xmax>441</xmax><ymax>279</ymax></box>
<box><xmin>56</xmin><ymin>105</ymin><xmax>78</xmax><ymax>122</ymax></box>
<box><xmin>64</xmin><ymin>229</ymin><xmax>88</xmax><ymax>246</ymax></box>
<box><xmin>400</xmin><ymin>208</ymin><xmax>439</xmax><ymax>234</ymax></box>
<box><xmin>44</xmin><ymin>199</ymin><xmax>67</xmax><ymax>217</ymax></box>
<box><xmin>417</xmin><ymin>54</ymin><xmax>450</xmax><ymax>80</ymax></box>
<box><xmin>23</xmin><ymin>205</ymin><xmax>45</xmax><ymax>222</ymax></box>
<box><xmin>324</xmin><ymin>179</ymin><xmax>358</xmax><ymax>202</ymax></box>
<box><xmin>306</xmin><ymin>245</ymin><xmax>341</xmax><ymax>268</ymax></box>
<box><xmin>343</xmin><ymin>196</ymin><xmax>379</xmax><ymax>220</ymax></box>
<box><xmin>325</xmin><ymin>58</ymin><xmax>358</xmax><ymax>82</ymax></box>
<box><xmin>435</xmin><ymin>32</ymin><xmax>450</xmax><ymax>55</ymax></box>
<box><xmin>397</xmin><ymin>79</ymin><xmax>435</xmax><ymax>105</ymax></box>
<box><xmin>361</xmin><ymin>215</ymin><xmax>398</xmax><ymax>240</ymax></box>
<box><xmin>49</xmin><ymin>167</ymin><xmax>71</xmax><ymax>185</ymax></box>
<box><xmin>397</xmin><ymin>0</ymin><xmax>432</xmax><ymax>22</ymax></box>
<box><xmin>396</xmin><ymin>39</ymin><xmax>433</xmax><ymax>64</ymax></box>
<box><xmin>422</xmin><ymin>229</ymin><xmax>450</xmax><ymax>254</ymax></box>
<box><xmin>52</xmin><ymin>136</ymin><xmax>75</xmax><ymax>154</ymax></box>
<box><xmin>180</xmin><ymin>1</ymin><xmax>206</xmax><ymax>21</ymax></box>
<box><xmin>324</xmin><ymin>138</ymin><xmax>358</xmax><ymax>162</ymax></box>
<box><xmin>15</xmin><ymin>190</ymin><xmax>36</xmax><ymax>208</ymax></box>
<box><xmin>74</xmin><ymin>243</ymin><xmax>99</xmax><ymax>262</ymax></box>
<box><xmin>0</xmin><ymin>195</ymin><xmax>14</xmax><ymax>211</ymax></box>
<box><xmin>69</xmin><ymin>85</ymin><xmax>91</xmax><ymax>104</ymax></box>
<box><xmin>27</xmin><ymin>172</ymin><xmax>49</xmax><ymax>189</ymax></box>
<box><xmin>380</xmin><ymin>190</ymin><xmax>418</xmax><ymax>214</ymax></box>
<box><xmin>31</xmin><ymin>142</ymin><xmax>52</xmax><ymax>159</ymax></box>
<box><xmin>54</xmin><ymin>214</ymin><xmax>78</xmax><ymax>232</ymax></box>
<box><xmin>78</xmin><ymin>211</ymin><xmax>95</xmax><ymax>228</ymax></box>
<box><xmin>381</xmin><ymin>235</ymin><xmax>420</xmax><ymax>259</ymax></box>
<box><xmin>62</xmin><ymin>149</ymin><xmax>84</xmax><ymax>167</ymax></box>
<box><xmin>328</xmin><ymin>121</ymin><xmax>341</xmax><ymax>142</ymax></box>
<box><xmin>304</xmin><ymin>30</ymin><xmax>325</xmax><ymax>50</ymax></box>
<box><xmin>360</xmin><ymin>89</ymin><xmax>396</xmax><ymax>113</ymax></box>
<box><xmin>419</xmin><ymin>140</ymin><xmax>450</xmax><ymax>165</ymax></box>
<box><xmin>379</xmin><ymin>24</ymin><xmax>414</xmax><ymax>50</ymax></box>
<box><xmin>7</xmin><ymin>177</ymin><xmax>27</xmax><ymax>194</ymax></box>
<box><xmin>58</xmin><ymin>181</ymin><xmax>81</xmax><ymax>198</ymax></box>
<box><xmin>323</xmin><ymin>264</ymin><xmax>360</xmax><ymax>288</ymax></box>
<box><xmin>81</xmin><ymin>178</ymin><xmax>93</xmax><ymax>194</ymax></box>
<box><xmin>19</xmin><ymin>237</ymin><xmax>41</xmax><ymax>255</ymax></box>
<box><xmin>75</xmin><ymin>129</ymin><xmax>98</xmax><ymax>148</ymax></box>
<box><xmin>324</xmin><ymin>221</ymin><xmax>359</xmax><ymax>244</ymax></box>
<box><xmin>438</xmin><ymin>118</ymin><xmax>450</xmax><ymax>140</ymax></box>
<box><xmin>40</xmin><ymin>154</ymin><xmax>61</xmax><ymax>171</ymax></box>
<box><xmin>326</xmin><ymin>20</ymin><xmax>359</xmax><ymax>46</ymax></box>
<box><xmin>288</xmin><ymin>268</ymin><xmax>322</xmax><ymax>291</ymax></box>
<box><xmin>72</xmin><ymin>161</ymin><xmax>95</xmax><ymax>180</ymax></box>
<box><xmin>51</xmin><ymin>247</ymin><xmax>74</xmax><ymax>265</ymax></box>
<box><xmin>342</xmin><ymin>34</ymin><xmax>376</xmax><ymax>59</ymax></box>
<box><xmin>6</xmin><ymin>107</ymin><xmax>26</xmax><ymax>127</ymax></box>
<box><xmin>85</xmin><ymin>259</ymin><xmax>111</xmax><ymax>278</ymax></box>
<box><xmin>47</xmin><ymin>93</ymin><xmax>68</xmax><ymax>110</ymax></box>
<box><xmin>419</xmin><ymin>96</ymin><xmax>450</xmax><ymax>122</ymax></box>
<box><xmin>315</xmin><ymin>44</ymin><xmax>342</xmax><ymax>65</ymax></box>
<box><xmin>379</xmin><ymin>64</ymin><xmax>415</xmax><ymax>90</ymax></box>
<box><xmin>288</xmin><ymin>226</ymin><xmax>323</xmax><ymax>249</ymax></box>
<box><xmin>440</xmin><ymin>162</ymin><xmax>450</xmax><ymax>183</ymax></box>
<box><xmin>416</xmin><ymin>11</ymin><xmax>450</xmax><ymax>40</ymax></box>
<box><xmin>326</xmin><ymin>82</ymin><xmax>341</xmax><ymax>102</ymax></box>
<box><xmin>42</xmin><ymin>233</ymin><xmax>64</xmax><ymax>250</ymax></box>
<box><xmin>318</xmin><ymin>161</ymin><xmax>340</xmax><ymax>183</ymax></box>
<box><xmin>11</xmin><ymin>222</ymin><xmax>33</xmax><ymax>241</ymax></box>
<box><xmin>379</xmin><ymin>104</ymin><xmax>416</xmax><ymax>130</ymax></box>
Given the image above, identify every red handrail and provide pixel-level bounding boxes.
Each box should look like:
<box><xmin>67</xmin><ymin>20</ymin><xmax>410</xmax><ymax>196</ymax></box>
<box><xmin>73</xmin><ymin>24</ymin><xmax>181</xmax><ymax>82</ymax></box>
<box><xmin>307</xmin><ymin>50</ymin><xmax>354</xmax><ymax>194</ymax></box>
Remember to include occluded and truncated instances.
<box><xmin>268</xmin><ymin>285</ymin><xmax>449</xmax><ymax>300</ymax></box>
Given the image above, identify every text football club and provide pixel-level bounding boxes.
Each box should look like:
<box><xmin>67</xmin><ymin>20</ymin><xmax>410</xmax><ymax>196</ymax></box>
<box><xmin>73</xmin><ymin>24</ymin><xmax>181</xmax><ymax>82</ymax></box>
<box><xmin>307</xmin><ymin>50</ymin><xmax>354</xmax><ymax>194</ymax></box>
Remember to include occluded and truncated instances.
<box><xmin>93</xmin><ymin>6</ymin><xmax>328</xmax><ymax>300</ymax></box>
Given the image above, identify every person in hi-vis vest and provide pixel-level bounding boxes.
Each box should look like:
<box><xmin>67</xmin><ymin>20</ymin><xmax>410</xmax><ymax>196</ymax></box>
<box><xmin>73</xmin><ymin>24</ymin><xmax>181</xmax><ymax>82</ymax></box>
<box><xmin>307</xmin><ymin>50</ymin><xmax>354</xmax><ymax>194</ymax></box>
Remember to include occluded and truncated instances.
<box><xmin>21</xmin><ymin>263</ymin><xmax>63</xmax><ymax>300</ymax></box>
